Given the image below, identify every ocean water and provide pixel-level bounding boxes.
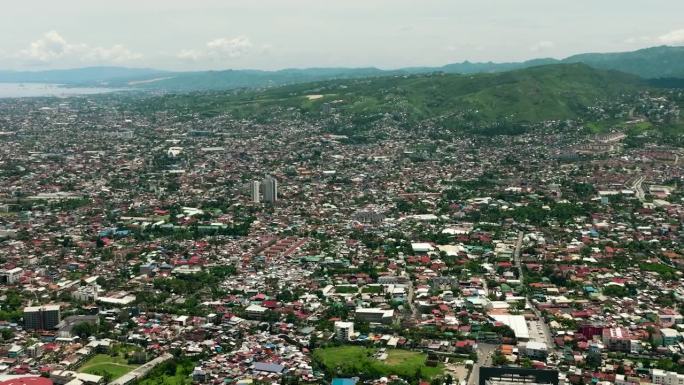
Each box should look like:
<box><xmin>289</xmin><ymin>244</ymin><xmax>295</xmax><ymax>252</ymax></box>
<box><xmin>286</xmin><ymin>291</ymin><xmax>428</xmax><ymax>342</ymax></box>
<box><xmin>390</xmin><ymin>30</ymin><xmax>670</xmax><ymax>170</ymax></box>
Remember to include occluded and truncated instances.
<box><xmin>0</xmin><ymin>83</ymin><xmax>121</xmax><ymax>98</ymax></box>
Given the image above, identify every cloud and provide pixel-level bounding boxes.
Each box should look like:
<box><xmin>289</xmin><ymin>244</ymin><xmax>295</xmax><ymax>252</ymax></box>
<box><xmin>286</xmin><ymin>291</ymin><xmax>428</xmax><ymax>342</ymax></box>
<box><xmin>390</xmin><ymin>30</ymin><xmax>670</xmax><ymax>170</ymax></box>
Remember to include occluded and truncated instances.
<box><xmin>657</xmin><ymin>29</ymin><xmax>684</xmax><ymax>45</ymax></box>
<box><xmin>530</xmin><ymin>40</ymin><xmax>554</xmax><ymax>52</ymax></box>
<box><xmin>623</xmin><ymin>36</ymin><xmax>652</xmax><ymax>45</ymax></box>
<box><xmin>177</xmin><ymin>36</ymin><xmax>255</xmax><ymax>61</ymax></box>
<box><xmin>17</xmin><ymin>31</ymin><xmax>141</xmax><ymax>65</ymax></box>
<box><xmin>207</xmin><ymin>36</ymin><xmax>253</xmax><ymax>58</ymax></box>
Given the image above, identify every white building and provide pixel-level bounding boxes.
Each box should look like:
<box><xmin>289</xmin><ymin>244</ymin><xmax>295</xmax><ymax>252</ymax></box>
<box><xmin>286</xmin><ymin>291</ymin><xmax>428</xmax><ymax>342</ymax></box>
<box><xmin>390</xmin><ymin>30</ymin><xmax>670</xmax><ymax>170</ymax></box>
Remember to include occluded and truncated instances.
<box><xmin>1</xmin><ymin>267</ymin><xmax>23</xmax><ymax>284</ymax></box>
<box><xmin>334</xmin><ymin>321</ymin><xmax>354</xmax><ymax>341</ymax></box>
<box><xmin>251</xmin><ymin>181</ymin><xmax>260</xmax><ymax>203</ymax></box>
<box><xmin>652</xmin><ymin>369</ymin><xmax>684</xmax><ymax>385</ymax></box>
<box><xmin>246</xmin><ymin>304</ymin><xmax>268</xmax><ymax>320</ymax></box>
<box><xmin>522</xmin><ymin>341</ymin><xmax>548</xmax><ymax>359</ymax></box>
<box><xmin>73</xmin><ymin>285</ymin><xmax>98</xmax><ymax>302</ymax></box>
<box><xmin>355</xmin><ymin>308</ymin><xmax>394</xmax><ymax>324</ymax></box>
<box><xmin>411</xmin><ymin>243</ymin><xmax>434</xmax><ymax>253</ymax></box>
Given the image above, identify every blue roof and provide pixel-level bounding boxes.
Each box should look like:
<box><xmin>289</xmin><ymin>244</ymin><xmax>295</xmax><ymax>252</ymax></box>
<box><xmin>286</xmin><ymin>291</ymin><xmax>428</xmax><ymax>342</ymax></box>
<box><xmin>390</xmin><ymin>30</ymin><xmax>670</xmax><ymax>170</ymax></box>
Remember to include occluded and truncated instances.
<box><xmin>332</xmin><ymin>379</ymin><xmax>357</xmax><ymax>385</ymax></box>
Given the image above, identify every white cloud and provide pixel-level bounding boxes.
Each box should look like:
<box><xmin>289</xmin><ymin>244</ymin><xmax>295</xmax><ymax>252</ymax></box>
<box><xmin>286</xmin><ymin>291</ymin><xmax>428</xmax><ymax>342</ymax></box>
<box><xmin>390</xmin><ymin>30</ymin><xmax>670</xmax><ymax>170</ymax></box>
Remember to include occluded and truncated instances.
<box><xmin>85</xmin><ymin>45</ymin><xmax>141</xmax><ymax>63</ymax></box>
<box><xmin>207</xmin><ymin>36</ymin><xmax>252</xmax><ymax>58</ymax></box>
<box><xmin>530</xmin><ymin>40</ymin><xmax>554</xmax><ymax>52</ymax></box>
<box><xmin>17</xmin><ymin>31</ymin><xmax>141</xmax><ymax>65</ymax></box>
<box><xmin>623</xmin><ymin>36</ymin><xmax>652</xmax><ymax>45</ymax></box>
<box><xmin>177</xmin><ymin>49</ymin><xmax>203</xmax><ymax>61</ymax></box>
<box><xmin>177</xmin><ymin>36</ymin><xmax>254</xmax><ymax>61</ymax></box>
<box><xmin>657</xmin><ymin>29</ymin><xmax>684</xmax><ymax>45</ymax></box>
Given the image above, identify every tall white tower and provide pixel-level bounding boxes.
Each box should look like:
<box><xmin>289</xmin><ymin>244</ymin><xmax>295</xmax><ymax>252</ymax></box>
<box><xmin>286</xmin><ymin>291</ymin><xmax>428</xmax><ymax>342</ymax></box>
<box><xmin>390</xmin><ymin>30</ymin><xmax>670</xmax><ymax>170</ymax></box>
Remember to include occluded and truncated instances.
<box><xmin>251</xmin><ymin>180</ymin><xmax>260</xmax><ymax>203</ymax></box>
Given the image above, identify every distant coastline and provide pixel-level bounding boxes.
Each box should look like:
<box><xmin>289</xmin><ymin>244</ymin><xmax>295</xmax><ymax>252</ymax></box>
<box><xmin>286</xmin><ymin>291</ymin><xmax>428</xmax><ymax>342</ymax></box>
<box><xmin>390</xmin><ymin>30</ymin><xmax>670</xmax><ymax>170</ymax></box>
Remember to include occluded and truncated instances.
<box><xmin>0</xmin><ymin>82</ymin><xmax>123</xmax><ymax>98</ymax></box>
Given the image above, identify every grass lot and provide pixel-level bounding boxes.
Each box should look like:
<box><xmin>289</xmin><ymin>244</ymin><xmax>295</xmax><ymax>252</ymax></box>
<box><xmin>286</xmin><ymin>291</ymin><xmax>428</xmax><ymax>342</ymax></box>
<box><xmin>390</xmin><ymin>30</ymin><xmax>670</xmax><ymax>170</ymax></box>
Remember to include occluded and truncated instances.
<box><xmin>314</xmin><ymin>346</ymin><xmax>443</xmax><ymax>380</ymax></box>
<box><xmin>334</xmin><ymin>285</ymin><xmax>359</xmax><ymax>294</ymax></box>
<box><xmin>137</xmin><ymin>358</ymin><xmax>195</xmax><ymax>385</ymax></box>
<box><xmin>639</xmin><ymin>262</ymin><xmax>677</xmax><ymax>275</ymax></box>
<box><xmin>78</xmin><ymin>354</ymin><xmax>138</xmax><ymax>380</ymax></box>
<box><xmin>361</xmin><ymin>286</ymin><xmax>383</xmax><ymax>294</ymax></box>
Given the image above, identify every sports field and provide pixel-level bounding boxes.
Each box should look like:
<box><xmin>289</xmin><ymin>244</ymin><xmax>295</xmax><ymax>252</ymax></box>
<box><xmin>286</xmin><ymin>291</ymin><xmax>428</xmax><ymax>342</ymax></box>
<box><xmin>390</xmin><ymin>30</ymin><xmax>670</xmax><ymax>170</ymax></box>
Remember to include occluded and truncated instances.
<box><xmin>78</xmin><ymin>353</ymin><xmax>138</xmax><ymax>380</ymax></box>
<box><xmin>313</xmin><ymin>346</ymin><xmax>443</xmax><ymax>379</ymax></box>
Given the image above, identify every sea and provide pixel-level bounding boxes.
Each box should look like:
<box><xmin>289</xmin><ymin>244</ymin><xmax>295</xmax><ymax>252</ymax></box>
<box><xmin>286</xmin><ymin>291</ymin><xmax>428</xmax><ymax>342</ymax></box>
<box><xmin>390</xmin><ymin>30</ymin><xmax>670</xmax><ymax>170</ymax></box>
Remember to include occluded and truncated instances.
<box><xmin>0</xmin><ymin>83</ymin><xmax>121</xmax><ymax>98</ymax></box>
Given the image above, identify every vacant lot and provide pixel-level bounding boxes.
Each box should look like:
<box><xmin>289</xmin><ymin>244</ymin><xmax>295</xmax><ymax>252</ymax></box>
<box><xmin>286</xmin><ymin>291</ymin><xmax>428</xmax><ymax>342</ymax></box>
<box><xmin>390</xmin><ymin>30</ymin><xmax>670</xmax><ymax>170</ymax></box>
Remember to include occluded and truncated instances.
<box><xmin>314</xmin><ymin>346</ymin><xmax>443</xmax><ymax>379</ymax></box>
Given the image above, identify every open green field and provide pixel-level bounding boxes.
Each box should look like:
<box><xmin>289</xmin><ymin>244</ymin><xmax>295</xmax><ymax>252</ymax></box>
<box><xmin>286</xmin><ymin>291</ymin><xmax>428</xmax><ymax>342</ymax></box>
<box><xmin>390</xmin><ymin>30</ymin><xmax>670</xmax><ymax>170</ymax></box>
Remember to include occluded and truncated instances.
<box><xmin>137</xmin><ymin>358</ymin><xmax>195</xmax><ymax>385</ymax></box>
<box><xmin>314</xmin><ymin>346</ymin><xmax>443</xmax><ymax>379</ymax></box>
<box><xmin>78</xmin><ymin>354</ymin><xmax>138</xmax><ymax>380</ymax></box>
<box><xmin>361</xmin><ymin>286</ymin><xmax>383</xmax><ymax>294</ymax></box>
<box><xmin>639</xmin><ymin>262</ymin><xmax>678</xmax><ymax>275</ymax></box>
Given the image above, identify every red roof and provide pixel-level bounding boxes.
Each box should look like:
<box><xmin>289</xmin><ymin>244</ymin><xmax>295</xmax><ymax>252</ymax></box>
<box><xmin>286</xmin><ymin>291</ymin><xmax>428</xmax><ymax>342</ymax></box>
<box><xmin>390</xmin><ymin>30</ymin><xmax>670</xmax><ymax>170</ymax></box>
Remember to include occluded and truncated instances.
<box><xmin>0</xmin><ymin>378</ymin><xmax>53</xmax><ymax>385</ymax></box>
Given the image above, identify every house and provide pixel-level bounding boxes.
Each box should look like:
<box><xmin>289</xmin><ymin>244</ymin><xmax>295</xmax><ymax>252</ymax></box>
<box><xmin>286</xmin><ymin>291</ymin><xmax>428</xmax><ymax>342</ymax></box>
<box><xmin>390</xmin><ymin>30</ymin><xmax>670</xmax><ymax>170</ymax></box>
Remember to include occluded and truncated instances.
<box><xmin>245</xmin><ymin>304</ymin><xmax>268</xmax><ymax>320</ymax></box>
<box><xmin>253</xmin><ymin>362</ymin><xmax>285</xmax><ymax>374</ymax></box>
<box><xmin>522</xmin><ymin>341</ymin><xmax>548</xmax><ymax>359</ymax></box>
<box><xmin>659</xmin><ymin>328</ymin><xmax>680</xmax><ymax>346</ymax></box>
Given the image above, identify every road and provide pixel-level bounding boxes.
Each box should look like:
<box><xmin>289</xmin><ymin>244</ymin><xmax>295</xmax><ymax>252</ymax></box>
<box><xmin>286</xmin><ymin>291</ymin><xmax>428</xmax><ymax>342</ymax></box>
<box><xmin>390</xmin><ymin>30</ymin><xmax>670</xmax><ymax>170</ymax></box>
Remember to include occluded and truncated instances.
<box><xmin>512</xmin><ymin>231</ymin><xmax>524</xmax><ymax>280</ymax></box>
<box><xmin>468</xmin><ymin>343</ymin><xmax>496</xmax><ymax>385</ymax></box>
<box><xmin>513</xmin><ymin>230</ymin><xmax>559</xmax><ymax>356</ymax></box>
<box><xmin>630</xmin><ymin>176</ymin><xmax>646</xmax><ymax>202</ymax></box>
<box><xmin>406</xmin><ymin>282</ymin><xmax>418</xmax><ymax>321</ymax></box>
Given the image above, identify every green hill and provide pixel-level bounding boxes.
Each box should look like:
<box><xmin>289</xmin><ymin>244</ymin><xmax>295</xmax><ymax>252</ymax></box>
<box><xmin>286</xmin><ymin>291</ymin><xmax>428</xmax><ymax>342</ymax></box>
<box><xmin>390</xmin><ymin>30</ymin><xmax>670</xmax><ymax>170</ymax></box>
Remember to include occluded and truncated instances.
<box><xmin>2</xmin><ymin>46</ymin><xmax>679</xmax><ymax>92</ymax></box>
<box><xmin>150</xmin><ymin>63</ymin><xmax>644</xmax><ymax>134</ymax></box>
<box><xmin>562</xmin><ymin>46</ymin><xmax>684</xmax><ymax>79</ymax></box>
<box><xmin>118</xmin><ymin>46</ymin><xmax>684</xmax><ymax>91</ymax></box>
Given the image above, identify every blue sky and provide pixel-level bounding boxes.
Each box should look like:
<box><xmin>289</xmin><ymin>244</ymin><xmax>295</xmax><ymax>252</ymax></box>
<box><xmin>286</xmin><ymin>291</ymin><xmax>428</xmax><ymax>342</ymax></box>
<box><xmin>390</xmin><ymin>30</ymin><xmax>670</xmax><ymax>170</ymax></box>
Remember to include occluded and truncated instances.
<box><xmin>1</xmin><ymin>0</ymin><xmax>683</xmax><ymax>70</ymax></box>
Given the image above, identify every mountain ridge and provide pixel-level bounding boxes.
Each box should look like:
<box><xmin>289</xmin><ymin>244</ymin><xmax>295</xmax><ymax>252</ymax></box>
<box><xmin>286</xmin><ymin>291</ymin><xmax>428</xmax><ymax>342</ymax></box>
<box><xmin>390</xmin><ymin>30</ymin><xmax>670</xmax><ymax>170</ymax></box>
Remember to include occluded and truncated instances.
<box><xmin>0</xmin><ymin>45</ymin><xmax>682</xmax><ymax>92</ymax></box>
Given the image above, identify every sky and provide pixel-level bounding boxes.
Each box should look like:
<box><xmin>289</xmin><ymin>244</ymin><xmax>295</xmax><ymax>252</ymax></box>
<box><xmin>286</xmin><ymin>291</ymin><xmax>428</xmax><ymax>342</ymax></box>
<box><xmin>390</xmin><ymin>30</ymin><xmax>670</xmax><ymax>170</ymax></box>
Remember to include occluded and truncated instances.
<box><xmin>1</xmin><ymin>0</ymin><xmax>684</xmax><ymax>71</ymax></box>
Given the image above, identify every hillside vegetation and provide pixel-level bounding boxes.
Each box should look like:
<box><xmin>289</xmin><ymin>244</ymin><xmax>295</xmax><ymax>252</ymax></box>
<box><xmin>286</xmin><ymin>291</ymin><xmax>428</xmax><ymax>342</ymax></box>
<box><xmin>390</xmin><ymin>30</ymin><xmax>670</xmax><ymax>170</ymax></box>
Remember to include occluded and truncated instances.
<box><xmin>142</xmin><ymin>63</ymin><xmax>645</xmax><ymax>134</ymax></box>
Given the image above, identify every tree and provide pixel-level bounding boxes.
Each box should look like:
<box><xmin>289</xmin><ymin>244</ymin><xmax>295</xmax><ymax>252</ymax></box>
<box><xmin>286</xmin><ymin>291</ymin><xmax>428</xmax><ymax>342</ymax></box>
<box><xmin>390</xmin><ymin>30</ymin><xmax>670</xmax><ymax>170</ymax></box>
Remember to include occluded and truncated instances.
<box><xmin>1</xmin><ymin>328</ymin><xmax>13</xmax><ymax>341</ymax></box>
<box><xmin>492</xmin><ymin>351</ymin><xmax>508</xmax><ymax>366</ymax></box>
<box><xmin>602</xmin><ymin>285</ymin><xmax>627</xmax><ymax>297</ymax></box>
<box><xmin>355</xmin><ymin>321</ymin><xmax>370</xmax><ymax>334</ymax></box>
<box><xmin>585</xmin><ymin>351</ymin><xmax>602</xmax><ymax>369</ymax></box>
<box><xmin>73</xmin><ymin>322</ymin><xmax>98</xmax><ymax>338</ymax></box>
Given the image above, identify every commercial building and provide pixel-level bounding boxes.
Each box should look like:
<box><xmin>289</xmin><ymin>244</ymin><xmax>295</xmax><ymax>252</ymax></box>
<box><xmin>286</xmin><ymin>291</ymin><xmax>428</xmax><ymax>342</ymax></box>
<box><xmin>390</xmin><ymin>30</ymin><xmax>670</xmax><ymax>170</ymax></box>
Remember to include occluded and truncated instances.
<box><xmin>490</xmin><ymin>314</ymin><xmax>530</xmax><ymax>341</ymax></box>
<box><xmin>23</xmin><ymin>305</ymin><xmax>61</xmax><ymax>330</ymax></box>
<box><xmin>660</xmin><ymin>328</ymin><xmax>680</xmax><ymax>346</ymax></box>
<box><xmin>602</xmin><ymin>327</ymin><xmax>632</xmax><ymax>352</ymax></box>
<box><xmin>334</xmin><ymin>321</ymin><xmax>354</xmax><ymax>341</ymax></box>
<box><xmin>652</xmin><ymin>369</ymin><xmax>684</xmax><ymax>385</ymax></box>
<box><xmin>479</xmin><ymin>367</ymin><xmax>559</xmax><ymax>385</ymax></box>
<box><xmin>0</xmin><ymin>267</ymin><xmax>23</xmax><ymax>284</ymax></box>
<box><xmin>521</xmin><ymin>341</ymin><xmax>548</xmax><ymax>359</ymax></box>
<box><xmin>262</xmin><ymin>176</ymin><xmax>278</xmax><ymax>203</ymax></box>
<box><xmin>354</xmin><ymin>308</ymin><xmax>394</xmax><ymax>324</ymax></box>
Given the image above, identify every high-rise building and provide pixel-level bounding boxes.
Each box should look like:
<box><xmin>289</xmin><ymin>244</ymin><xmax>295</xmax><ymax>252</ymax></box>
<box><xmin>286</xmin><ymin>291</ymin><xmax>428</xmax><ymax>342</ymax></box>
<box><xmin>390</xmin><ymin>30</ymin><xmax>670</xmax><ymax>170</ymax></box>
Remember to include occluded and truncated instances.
<box><xmin>251</xmin><ymin>181</ymin><xmax>260</xmax><ymax>203</ymax></box>
<box><xmin>23</xmin><ymin>305</ymin><xmax>61</xmax><ymax>330</ymax></box>
<box><xmin>262</xmin><ymin>176</ymin><xmax>278</xmax><ymax>203</ymax></box>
